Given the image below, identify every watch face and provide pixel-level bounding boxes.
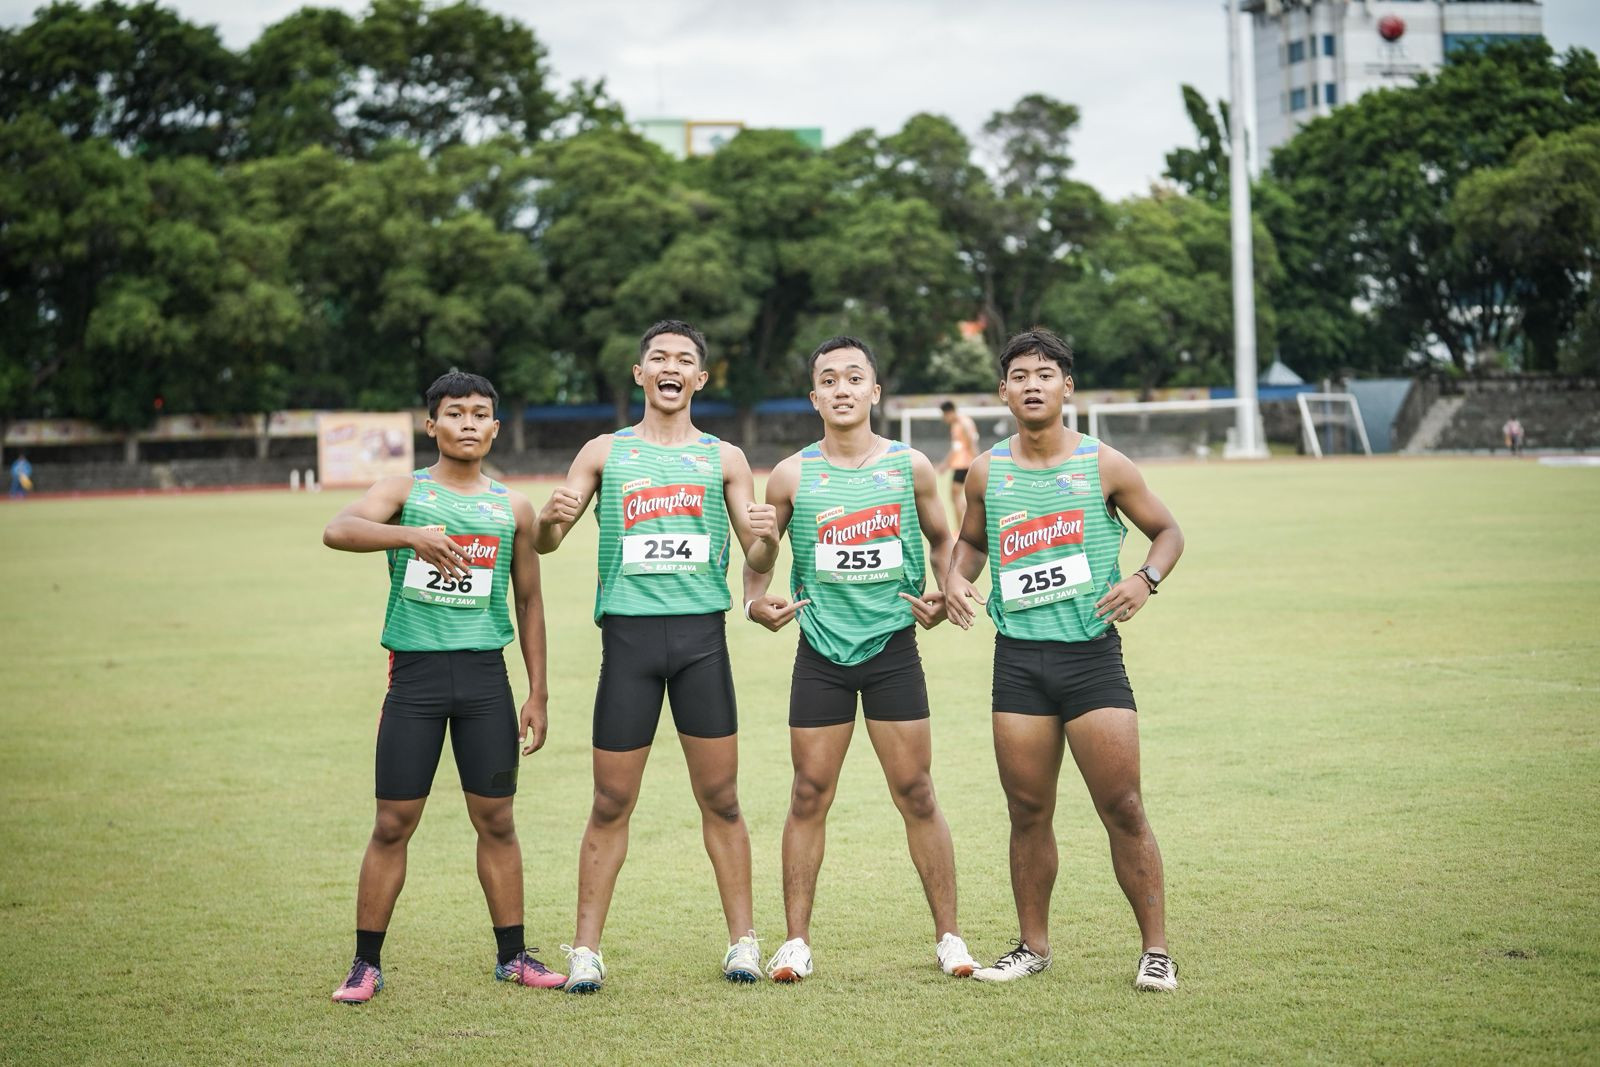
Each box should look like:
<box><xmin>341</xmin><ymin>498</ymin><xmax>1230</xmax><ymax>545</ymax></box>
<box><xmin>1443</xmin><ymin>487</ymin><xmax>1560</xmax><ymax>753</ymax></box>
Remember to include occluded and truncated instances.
<box><xmin>1144</xmin><ymin>565</ymin><xmax>1163</xmax><ymax>585</ymax></box>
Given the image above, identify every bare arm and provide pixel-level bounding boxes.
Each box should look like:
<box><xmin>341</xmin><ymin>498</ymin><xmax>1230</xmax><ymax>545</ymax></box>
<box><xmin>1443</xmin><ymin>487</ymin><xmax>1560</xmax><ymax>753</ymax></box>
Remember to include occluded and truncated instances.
<box><xmin>722</xmin><ymin>442</ymin><xmax>780</xmax><ymax>574</ymax></box>
<box><xmin>509</xmin><ymin>493</ymin><xmax>549</xmax><ymax>754</ymax></box>
<box><xmin>1092</xmin><ymin>445</ymin><xmax>1185</xmax><ymax>624</ymax></box>
<box><xmin>741</xmin><ymin>454</ymin><xmax>809</xmax><ymax>631</ymax></box>
<box><xmin>323</xmin><ymin>474</ymin><xmax>471</xmax><ymax>580</ymax></box>
<box><xmin>897</xmin><ymin>449</ymin><xmax>953</xmax><ymax>629</ymax></box>
<box><xmin>534</xmin><ymin>435</ymin><xmax>609</xmax><ymax>554</ymax></box>
<box><xmin>944</xmin><ymin>452</ymin><xmax>992</xmax><ymax>629</ymax></box>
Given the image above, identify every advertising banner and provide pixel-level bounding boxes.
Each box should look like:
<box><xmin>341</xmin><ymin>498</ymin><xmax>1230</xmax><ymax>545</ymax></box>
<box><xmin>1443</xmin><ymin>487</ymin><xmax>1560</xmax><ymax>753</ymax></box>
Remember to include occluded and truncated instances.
<box><xmin>316</xmin><ymin>412</ymin><xmax>414</xmax><ymax>488</ymax></box>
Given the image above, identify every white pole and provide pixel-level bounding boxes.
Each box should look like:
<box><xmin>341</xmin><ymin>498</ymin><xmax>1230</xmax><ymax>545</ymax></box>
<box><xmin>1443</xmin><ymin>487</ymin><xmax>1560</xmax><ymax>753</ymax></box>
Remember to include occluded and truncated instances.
<box><xmin>290</xmin><ymin>469</ymin><xmax>301</xmax><ymax>491</ymax></box>
<box><xmin>1228</xmin><ymin>0</ymin><xmax>1263</xmax><ymax>457</ymax></box>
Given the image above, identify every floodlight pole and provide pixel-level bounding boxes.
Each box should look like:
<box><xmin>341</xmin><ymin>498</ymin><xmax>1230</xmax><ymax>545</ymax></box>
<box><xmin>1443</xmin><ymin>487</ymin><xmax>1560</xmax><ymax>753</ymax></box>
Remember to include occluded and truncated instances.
<box><xmin>1227</xmin><ymin>0</ymin><xmax>1263</xmax><ymax>457</ymax></box>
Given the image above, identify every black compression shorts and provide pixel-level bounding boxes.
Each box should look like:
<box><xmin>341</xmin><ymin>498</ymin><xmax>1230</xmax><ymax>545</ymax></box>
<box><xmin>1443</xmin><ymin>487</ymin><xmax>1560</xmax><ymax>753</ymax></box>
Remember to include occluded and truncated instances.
<box><xmin>593</xmin><ymin>613</ymin><xmax>737</xmax><ymax>751</ymax></box>
<box><xmin>952</xmin><ymin>468</ymin><xmax>969</xmax><ymax>484</ymax></box>
<box><xmin>376</xmin><ymin>649</ymin><xmax>519</xmax><ymax>800</ymax></box>
<box><xmin>790</xmin><ymin>627</ymin><xmax>929</xmax><ymax>728</ymax></box>
<box><xmin>992</xmin><ymin>627</ymin><xmax>1136</xmax><ymax>722</ymax></box>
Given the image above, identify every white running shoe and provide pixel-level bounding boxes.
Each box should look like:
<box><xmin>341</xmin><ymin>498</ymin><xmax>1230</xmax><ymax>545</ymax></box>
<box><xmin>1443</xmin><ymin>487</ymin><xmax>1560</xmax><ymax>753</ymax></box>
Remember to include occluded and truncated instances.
<box><xmin>723</xmin><ymin>932</ymin><xmax>761</xmax><ymax>984</ymax></box>
<box><xmin>972</xmin><ymin>940</ymin><xmax>1052</xmax><ymax>983</ymax></box>
<box><xmin>561</xmin><ymin>945</ymin><xmax>605</xmax><ymax>994</ymax></box>
<box><xmin>936</xmin><ymin>932</ymin><xmax>977</xmax><ymax>977</ymax></box>
<box><xmin>1135</xmin><ymin>950</ymin><xmax>1178</xmax><ymax>992</ymax></box>
<box><xmin>765</xmin><ymin>937</ymin><xmax>814</xmax><ymax>983</ymax></box>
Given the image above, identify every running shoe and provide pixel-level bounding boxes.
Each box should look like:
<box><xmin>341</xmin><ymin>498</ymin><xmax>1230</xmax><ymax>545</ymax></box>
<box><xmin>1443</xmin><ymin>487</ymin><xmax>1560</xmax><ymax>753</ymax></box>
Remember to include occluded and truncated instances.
<box><xmin>723</xmin><ymin>932</ymin><xmax>761</xmax><ymax>984</ymax></box>
<box><xmin>561</xmin><ymin>945</ymin><xmax>605</xmax><ymax>994</ymax></box>
<box><xmin>765</xmin><ymin>937</ymin><xmax>813</xmax><ymax>983</ymax></box>
<box><xmin>1134</xmin><ymin>950</ymin><xmax>1178</xmax><ymax>992</ymax></box>
<box><xmin>331</xmin><ymin>958</ymin><xmax>383</xmax><ymax>1004</ymax></box>
<box><xmin>936</xmin><ymin>932</ymin><xmax>977</xmax><ymax>977</ymax></box>
<box><xmin>972</xmin><ymin>940</ymin><xmax>1052</xmax><ymax>983</ymax></box>
<box><xmin>495</xmin><ymin>948</ymin><xmax>566</xmax><ymax>989</ymax></box>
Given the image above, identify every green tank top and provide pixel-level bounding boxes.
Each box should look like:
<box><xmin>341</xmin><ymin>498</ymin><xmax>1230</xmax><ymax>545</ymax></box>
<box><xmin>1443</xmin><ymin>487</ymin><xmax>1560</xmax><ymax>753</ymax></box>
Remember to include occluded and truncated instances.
<box><xmin>381</xmin><ymin>470</ymin><xmax>517</xmax><ymax>652</ymax></box>
<box><xmin>593</xmin><ymin>428</ymin><xmax>731</xmax><ymax>622</ymax></box>
<box><xmin>985</xmin><ymin>435</ymin><xmax>1126</xmax><ymax>643</ymax></box>
<box><xmin>789</xmin><ymin>440</ymin><xmax>926</xmax><ymax>666</ymax></box>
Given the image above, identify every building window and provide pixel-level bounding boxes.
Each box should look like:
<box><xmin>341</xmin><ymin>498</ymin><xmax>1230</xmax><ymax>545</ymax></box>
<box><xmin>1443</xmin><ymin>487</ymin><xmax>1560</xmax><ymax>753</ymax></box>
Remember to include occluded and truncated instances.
<box><xmin>1323</xmin><ymin>34</ymin><xmax>1336</xmax><ymax>57</ymax></box>
<box><xmin>1290</xmin><ymin>87</ymin><xmax>1308</xmax><ymax>112</ymax></box>
<box><xmin>1325</xmin><ymin>82</ymin><xmax>1338</xmax><ymax>105</ymax></box>
<box><xmin>1288</xmin><ymin>39</ymin><xmax>1306</xmax><ymax>64</ymax></box>
<box><xmin>1312</xmin><ymin>83</ymin><xmax>1320</xmax><ymax>105</ymax></box>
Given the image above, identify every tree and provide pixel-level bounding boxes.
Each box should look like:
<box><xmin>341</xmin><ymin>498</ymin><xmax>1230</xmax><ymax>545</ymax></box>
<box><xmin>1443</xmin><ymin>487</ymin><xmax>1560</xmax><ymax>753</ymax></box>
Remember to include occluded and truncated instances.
<box><xmin>1266</xmin><ymin>40</ymin><xmax>1600</xmax><ymax>372</ymax></box>
<box><xmin>1164</xmin><ymin>84</ymin><xmax>1231</xmax><ymax>203</ymax></box>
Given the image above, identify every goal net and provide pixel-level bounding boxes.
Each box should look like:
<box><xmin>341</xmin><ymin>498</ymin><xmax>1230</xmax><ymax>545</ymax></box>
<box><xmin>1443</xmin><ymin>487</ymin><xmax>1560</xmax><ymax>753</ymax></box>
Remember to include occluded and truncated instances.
<box><xmin>897</xmin><ymin>405</ymin><xmax>1079</xmax><ymax>464</ymax></box>
<box><xmin>1088</xmin><ymin>399</ymin><xmax>1264</xmax><ymax>460</ymax></box>
<box><xmin>1296</xmin><ymin>392</ymin><xmax>1372</xmax><ymax>457</ymax></box>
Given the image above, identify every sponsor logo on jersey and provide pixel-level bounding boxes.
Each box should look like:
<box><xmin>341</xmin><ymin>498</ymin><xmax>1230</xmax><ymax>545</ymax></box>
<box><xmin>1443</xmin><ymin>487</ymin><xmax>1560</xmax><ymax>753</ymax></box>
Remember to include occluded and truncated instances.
<box><xmin>620</xmin><ymin>477</ymin><xmax>652</xmax><ymax>495</ymax></box>
<box><xmin>817</xmin><ymin>504</ymin><xmax>902</xmax><ymax>545</ymax></box>
<box><xmin>1057</xmin><ymin>472</ymin><xmax>1090</xmax><ymax>495</ymax></box>
<box><xmin>623</xmin><ymin>483</ymin><xmax>705</xmax><ymax>529</ymax></box>
<box><xmin>999</xmin><ymin>509</ymin><xmax>1084</xmax><ymax>565</ymax></box>
<box><xmin>450</xmin><ymin>534</ymin><xmax>501</xmax><ymax>566</ymax></box>
<box><xmin>808</xmin><ymin>471</ymin><xmax>831</xmax><ymax>493</ymax></box>
<box><xmin>815</xmin><ymin>506</ymin><xmax>846</xmax><ymax>525</ymax></box>
<box><xmin>681</xmin><ymin>453</ymin><xmax>712</xmax><ymax>470</ymax></box>
<box><xmin>997</xmin><ymin>472</ymin><xmax>1016</xmax><ymax>494</ymax></box>
<box><xmin>999</xmin><ymin>510</ymin><xmax>1029</xmax><ymax>529</ymax></box>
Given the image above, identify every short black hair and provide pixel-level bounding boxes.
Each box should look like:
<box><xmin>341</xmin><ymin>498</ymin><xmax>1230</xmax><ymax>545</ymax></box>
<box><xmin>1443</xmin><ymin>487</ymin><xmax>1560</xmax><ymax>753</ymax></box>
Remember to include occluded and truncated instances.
<box><xmin>998</xmin><ymin>328</ymin><xmax>1074</xmax><ymax>377</ymax></box>
<box><xmin>808</xmin><ymin>335</ymin><xmax>879</xmax><ymax>378</ymax></box>
<box><xmin>639</xmin><ymin>319</ymin><xmax>707</xmax><ymax>364</ymax></box>
<box><xmin>939</xmin><ymin>400</ymin><xmax>956</xmax><ymax>413</ymax></box>
<box><xmin>426</xmin><ymin>371</ymin><xmax>498</xmax><ymax>418</ymax></box>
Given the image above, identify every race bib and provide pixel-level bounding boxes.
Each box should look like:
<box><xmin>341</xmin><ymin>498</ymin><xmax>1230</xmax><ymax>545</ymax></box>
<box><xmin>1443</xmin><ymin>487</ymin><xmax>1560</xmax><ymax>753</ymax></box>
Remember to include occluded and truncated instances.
<box><xmin>622</xmin><ymin>533</ymin><xmax>711</xmax><ymax>574</ymax></box>
<box><xmin>400</xmin><ymin>534</ymin><xmax>499</xmax><ymax>609</ymax></box>
<box><xmin>813</xmin><ymin>540</ymin><xmax>904</xmax><ymax>584</ymax></box>
<box><xmin>999</xmin><ymin>552</ymin><xmax>1093</xmax><ymax>613</ymax></box>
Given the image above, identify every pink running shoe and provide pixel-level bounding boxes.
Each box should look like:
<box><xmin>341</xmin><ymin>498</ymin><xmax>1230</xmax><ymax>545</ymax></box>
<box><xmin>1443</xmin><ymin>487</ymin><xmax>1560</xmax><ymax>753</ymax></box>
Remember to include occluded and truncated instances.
<box><xmin>495</xmin><ymin>949</ymin><xmax>567</xmax><ymax>989</ymax></box>
<box><xmin>331</xmin><ymin>958</ymin><xmax>383</xmax><ymax>1004</ymax></box>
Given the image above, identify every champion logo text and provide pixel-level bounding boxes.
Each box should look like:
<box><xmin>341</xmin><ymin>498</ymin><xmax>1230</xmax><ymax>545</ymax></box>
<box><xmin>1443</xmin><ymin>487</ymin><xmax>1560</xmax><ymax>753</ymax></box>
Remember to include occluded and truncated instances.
<box><xmin>999</xmin><ymin>510</ymin><xmax>1084</xmax><ymax>565</ymax></box>
<box><xmin>449</xmin><ymin>534</ymin><xmax>500</xmax><ymax>566</ymax></box>
<box><xmin>623</xmin><ymin>484</ymin><xmax>705</xmax><ymax>529</ymax></box>
<box><xmin>817</xmin><ymin>504</ymin><xmax>901</xmax><ymax>545</ymax></box>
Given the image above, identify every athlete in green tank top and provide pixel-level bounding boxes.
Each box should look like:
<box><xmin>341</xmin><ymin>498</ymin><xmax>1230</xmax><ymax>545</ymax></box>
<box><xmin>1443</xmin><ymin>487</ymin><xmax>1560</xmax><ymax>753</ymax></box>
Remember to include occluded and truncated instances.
<box><xmin>534</xmin><ymin>320</ymin><xmax>780</xmax><ymax>990</ymax></box>
<box><xmin>946</xmin><ymin>328</ymin><xmax>1185</xmax><ymax>992</ymax></box>
<box><xmin>322</xmin><ymin>371</ymin><xmax>562</xmax><ymax>1002</ymax></box>
<box><xmin>742</xmin><ymin>335</ymin><xmax>979</xmax><ymax>980</ymax></box>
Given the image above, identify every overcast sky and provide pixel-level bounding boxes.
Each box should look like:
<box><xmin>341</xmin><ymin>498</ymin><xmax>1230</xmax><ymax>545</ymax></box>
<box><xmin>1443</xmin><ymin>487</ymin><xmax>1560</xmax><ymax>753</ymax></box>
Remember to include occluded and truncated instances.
<box><xmin>4</xmin><ymin>0</ymin><xmax>1597</xmax><ymax>198</ymax></box>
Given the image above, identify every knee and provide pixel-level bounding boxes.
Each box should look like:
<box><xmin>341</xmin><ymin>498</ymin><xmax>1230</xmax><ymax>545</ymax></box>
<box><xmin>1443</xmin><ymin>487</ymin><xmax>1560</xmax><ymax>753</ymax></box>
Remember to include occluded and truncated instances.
<box><xmin>1005</xmin><ymin>790</ymin><xmax>1052</xmax><ymax>830</ymax></box>
<box><xmin>473</xmin><ymin>804</ymin><xmax>517</xmax><ymax>845</ymax></box>
<box><xmin>697</xmin><ymin>780</ymin><xmax>742</xmax><ymax>824</ymax></box>
<box><xmin>371</xmin><ymin>808</ymin><xmax>419</xmax><ymax>848</ymax></box>
<box><xmin>788</xmin><ymin>773</ymin><xmax>833</xmax><ymax>821</ymax></box>
<box><xmin>892</xmin><ymin>774</ymin><xmax>939</xmax><ymax>822</ymax></box>
<box><xmin>1098</xmin><ymin>790</ymin><xmax>1148</xmax><ymax>837</ymax></box>
<box><xmin>589</xmin><ymin>782</ymin><xmax>637</xmax><ymax>826</ymax></box>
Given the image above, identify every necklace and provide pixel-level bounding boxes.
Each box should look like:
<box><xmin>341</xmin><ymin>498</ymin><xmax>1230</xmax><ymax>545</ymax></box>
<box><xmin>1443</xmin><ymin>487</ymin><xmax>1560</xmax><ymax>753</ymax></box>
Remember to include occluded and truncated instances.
<box><xmin>823</xmin><ymin>435</ymin><xmax>881</xmax><ymax>470</ymax></box>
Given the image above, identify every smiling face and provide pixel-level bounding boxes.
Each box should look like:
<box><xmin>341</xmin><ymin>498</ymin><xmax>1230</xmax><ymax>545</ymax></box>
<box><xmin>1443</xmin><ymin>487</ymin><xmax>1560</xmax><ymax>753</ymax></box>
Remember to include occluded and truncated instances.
<box><xmin>999</xmin><ymin>351</ymin><xmax>1072</xmax><ymax>429</ymax></box>
<box><xmin>427</xmin><ymin>392</ymin><xmax>498</xmax><ymax>460</ymax></box>
<box><xmin>634</xmin><ymin>333</ymin><xmax>708</xmax><ymax>414</ymax></box>
<box><xmin>809</xmin><ymin>347</ymin><xmax>880</xmax><ymax>430</ymax></box>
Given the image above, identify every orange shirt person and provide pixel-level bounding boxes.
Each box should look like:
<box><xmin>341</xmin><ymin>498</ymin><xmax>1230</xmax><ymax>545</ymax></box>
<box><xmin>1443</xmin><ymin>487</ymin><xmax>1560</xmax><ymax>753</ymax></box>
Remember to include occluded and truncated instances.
<box><xmin>937</xmin><ymin>400</ymin><xmax>979</xmax><ymax>525</ymax></box>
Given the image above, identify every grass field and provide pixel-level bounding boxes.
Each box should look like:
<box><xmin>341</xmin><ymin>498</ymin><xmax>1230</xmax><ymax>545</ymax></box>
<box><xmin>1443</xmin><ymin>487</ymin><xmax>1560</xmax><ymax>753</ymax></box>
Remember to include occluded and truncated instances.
<box><xmin>1</xmin><ymin>457</ymin><xmax>1597</xmax><ymax>1065</ymax></box>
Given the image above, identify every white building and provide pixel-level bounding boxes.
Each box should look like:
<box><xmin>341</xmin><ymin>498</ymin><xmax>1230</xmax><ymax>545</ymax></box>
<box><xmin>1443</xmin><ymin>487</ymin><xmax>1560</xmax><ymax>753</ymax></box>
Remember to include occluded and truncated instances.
<box><xmin>1246</xmin><ymin>1</ymin><xmax>1544</xmax><ymax>158</ymax></box>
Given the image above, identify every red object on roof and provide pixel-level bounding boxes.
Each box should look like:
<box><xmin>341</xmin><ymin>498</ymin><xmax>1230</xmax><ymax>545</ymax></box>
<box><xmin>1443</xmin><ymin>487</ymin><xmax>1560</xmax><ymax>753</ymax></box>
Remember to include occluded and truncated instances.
<box><xmin>1378</xmin><ymin>15</ymin><xmax>1405</xmax><ymax>42</ymax></box>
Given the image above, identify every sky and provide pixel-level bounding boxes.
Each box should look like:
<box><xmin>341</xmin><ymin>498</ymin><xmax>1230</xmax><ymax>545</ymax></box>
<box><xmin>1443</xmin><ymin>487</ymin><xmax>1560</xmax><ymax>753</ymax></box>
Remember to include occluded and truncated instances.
<box><xmin>4</xmin><ymin>0</ymin><xmax>1598</xmax><ymax>199</ymax></box>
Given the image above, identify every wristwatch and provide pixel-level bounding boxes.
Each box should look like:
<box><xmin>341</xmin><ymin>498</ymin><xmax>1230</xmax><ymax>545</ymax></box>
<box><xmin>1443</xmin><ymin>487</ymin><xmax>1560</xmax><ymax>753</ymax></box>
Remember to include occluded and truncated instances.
<box><xmin>1134</xmin><ymin>565</ymin><xmax>1162</xmax><ymax>594</ymax></box>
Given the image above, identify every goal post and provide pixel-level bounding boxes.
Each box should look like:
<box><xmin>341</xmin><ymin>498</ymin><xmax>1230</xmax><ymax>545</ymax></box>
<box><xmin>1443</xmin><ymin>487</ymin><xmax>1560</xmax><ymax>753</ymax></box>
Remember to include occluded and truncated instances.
<box><xmin>1088</xmin><ymin>398</ymin><xmax>1265</xmax><ymax>460</ymax></box>
<box><xmin>897</xmin><ymin>405</ymin><xmax>1078</xmax><ymax>461</ymax></box>
<box><xmin>1296</xmin><ymin>392</ymin><xmax>1372</xmax><ymax>458</ymax></box>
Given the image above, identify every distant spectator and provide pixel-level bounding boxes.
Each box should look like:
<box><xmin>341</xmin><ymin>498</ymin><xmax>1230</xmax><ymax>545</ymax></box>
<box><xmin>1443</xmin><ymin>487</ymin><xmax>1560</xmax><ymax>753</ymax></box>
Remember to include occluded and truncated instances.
<box><xmin>1502</xmin><ymin>416</ymin><xmax>1525</xmax><ymax>456</ymax></box>
<box><xmin>9</xmin><ymin>453</ymin><xmax>32</xmax><ymax>499</ymax></box>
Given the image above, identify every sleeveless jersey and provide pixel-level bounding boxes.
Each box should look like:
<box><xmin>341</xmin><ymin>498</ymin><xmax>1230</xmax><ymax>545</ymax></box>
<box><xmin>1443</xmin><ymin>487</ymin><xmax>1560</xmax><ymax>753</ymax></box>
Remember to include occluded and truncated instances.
<box><xmin>593</xmin><ymin>428</ymin><xmax>731</xmax><ymax>622</ymax></box>
<box><xmin>381</xmin><ymin>470</ymin><xmax>517</xmax><ymax>652</ymax></box>
<box><xmin>984</xmin><ymin>435</ymin><xmax>1126</xmax><ymax>643</ymax></box>
<box><xmin>789</xmin><ymin>440</ymin><xmax>926</xmax><ymax>666</ymax></box>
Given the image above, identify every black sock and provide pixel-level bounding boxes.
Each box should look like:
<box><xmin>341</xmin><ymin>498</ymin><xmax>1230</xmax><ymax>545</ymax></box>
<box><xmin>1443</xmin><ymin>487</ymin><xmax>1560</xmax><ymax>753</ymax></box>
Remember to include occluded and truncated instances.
<box><xmin>494</xmin><ymin>924</ymin><xmax>525</xmax><ymax>966</ymax></box>
<box><xmin>355</xmin><ymin>929</ymin><xmax>385</xmax><ymax>969</ymax></box>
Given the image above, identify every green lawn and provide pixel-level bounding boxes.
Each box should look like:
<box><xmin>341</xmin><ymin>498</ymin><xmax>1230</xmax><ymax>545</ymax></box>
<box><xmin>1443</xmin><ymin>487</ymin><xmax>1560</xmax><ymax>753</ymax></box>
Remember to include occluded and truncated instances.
<box><xmin>1</xmin><ymin>457</ymin><xmax>1596</xmax><ymax>1064</ymax></box>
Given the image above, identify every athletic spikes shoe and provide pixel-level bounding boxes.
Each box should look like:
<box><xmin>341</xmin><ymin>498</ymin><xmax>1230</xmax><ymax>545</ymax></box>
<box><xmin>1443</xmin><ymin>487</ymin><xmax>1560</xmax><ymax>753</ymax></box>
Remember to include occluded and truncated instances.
<box><xmin>331</xmin><ymin>958</ymin><xmax>383</xmax><ymax>1004</ymax></box>
<box><xmin>723</xmin><ymin>932</ymin><xmax>762</xmax><ymax>984</ymax></box>
<box><xmin>765</xmin><ymin>938</ymin><xmax>813</xmax><ymax>983</ymax></box>
<box><xmin>1135</xmin><ymin>950</ymin><xmax>1178</xmax><ymax>992</ymax></box>
<box><xmin>561</xmin><ymin>945</ymin><xmax>605</xmax><ymax>994</ymax></box>
<box><xmin>936</xmin><ymin>932</ymin><xmax>978</xmax><ymax>978</ymax></box>
<box><xmin>495</xmin><ymin>948</ymin><xmax>566</xmax><ymax>989</ymax></box>
<box><xmin>972</xmin><ymin>940</ymin><xmax>1052</xmax><ymax>983</ymax></box>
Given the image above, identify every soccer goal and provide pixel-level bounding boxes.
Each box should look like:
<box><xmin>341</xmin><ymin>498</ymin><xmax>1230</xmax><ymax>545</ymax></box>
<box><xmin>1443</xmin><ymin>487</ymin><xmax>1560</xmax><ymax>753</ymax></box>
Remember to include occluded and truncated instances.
<box><xmin>1296</xmin><ymin>392</ymin><xmax>1372</xmax><ymax>458</ymax></box>
<box><xmin>897</xmin><ymin>405</ymin><xmax>1079</xmax><ymax>462</ymax></box>
<box><xmin>1087</xmin><ymin>398</ymin><xmax>1265</xmax><ymax>460</ymax></box>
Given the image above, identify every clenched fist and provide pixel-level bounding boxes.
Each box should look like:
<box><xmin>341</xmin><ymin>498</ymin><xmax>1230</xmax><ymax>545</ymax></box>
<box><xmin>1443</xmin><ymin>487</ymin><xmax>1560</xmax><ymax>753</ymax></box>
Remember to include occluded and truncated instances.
<box><xmin>746</xmin><ymin>501</ymin><xmax>779</xmax><ymax>542</ymax></box>
<box><xmin>540</xmin><ymin>486</ymin><xmax>583</xmax><ymax>527</ymax></box>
